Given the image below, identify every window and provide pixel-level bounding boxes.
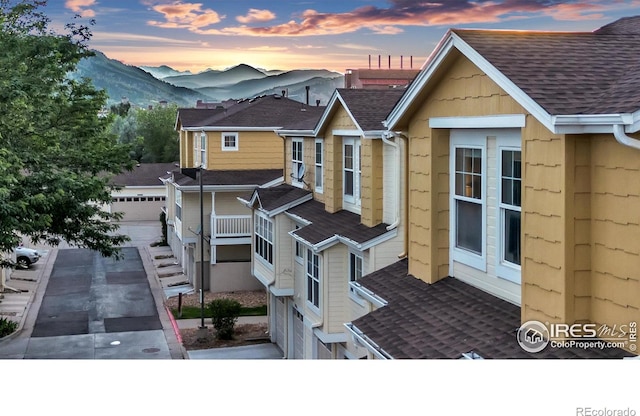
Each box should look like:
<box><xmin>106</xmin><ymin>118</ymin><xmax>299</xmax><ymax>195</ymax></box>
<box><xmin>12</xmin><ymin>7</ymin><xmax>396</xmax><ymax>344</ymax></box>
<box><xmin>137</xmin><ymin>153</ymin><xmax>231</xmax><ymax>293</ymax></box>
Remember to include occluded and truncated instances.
<box><xmin>306</xmin><ymin>249</ymin><xmax>320</xmax><ymax>309</ymax></box>
<box><xmin>175</xmin><ymin>191</ymin><xmax>182</xmax><ymax>221</ymax></box>
<box><xmin>450</xmin><ymin>134</ymin><xmax>486</xmax><ymax>272</ymax></box>
<box><xmin>222</xmin><ymin>132</ymin><xmax>238</xmax><ymax>151</ymax></box>
<box><xmin>315</xmin><ymin>139</ymin><xmax>323</xmax><ymax>193</ymax></box>
<box><xmin>343</xmin><ymin>137</ymin><xmax>361</xmax><ymax>210</ymax></box>
<box><xmin>292</xmin><ymin>138</ymin><xmax>304</xmax><ymax>187</ymax></box>
<box><xmin>454</xmin><ymin>147</ymin><xmax>483</xmax><ymax>254</ymax></box>
<box><xmin>349</xmin><ymin>253</ymin><xmax>363</xmax><ymax>282</ymax></box>
<box><xmin>294</xmin><ymin>225</ymin><xmax>304</xmax><ymax>264</ymax></box>
<box><xmin>199</xmin><ymin>132</ymin><xmax>207</xmax><ymax>168</ymax></box>
<box><xmin>498</xmin><ymin>148</ymin><xmax>522</xmax><ymax>283</ymax></box>
<box><xmin>254</xmin><ymin>214</ymin><xmax>273</xmax><ymax>265</ymax></box>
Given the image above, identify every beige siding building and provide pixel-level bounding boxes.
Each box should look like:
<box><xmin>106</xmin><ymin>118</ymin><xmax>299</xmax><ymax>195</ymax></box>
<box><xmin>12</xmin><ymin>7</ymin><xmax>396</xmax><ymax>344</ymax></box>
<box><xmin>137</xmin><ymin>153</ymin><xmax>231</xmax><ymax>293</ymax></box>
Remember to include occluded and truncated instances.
<box><xmin>164</xmin><ymin>96</ymin><xmax>324</xmax><ymax>296</ymax></box>
<box><xmin>345</xmin><ymin>17</ymin><xmax>639</xmax><ymax>359</ymax></box>
<box><xmin>243</xmin><ymin>88</ymin><xmax>407</xmax><ymax>358</ymax></box>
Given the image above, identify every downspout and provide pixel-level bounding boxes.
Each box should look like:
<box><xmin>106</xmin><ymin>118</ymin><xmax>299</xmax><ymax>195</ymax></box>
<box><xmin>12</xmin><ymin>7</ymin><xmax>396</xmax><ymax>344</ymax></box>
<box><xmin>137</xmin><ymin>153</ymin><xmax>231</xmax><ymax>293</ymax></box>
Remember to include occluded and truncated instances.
<box><xmin>383</xmin><ymin>131</ymin><xmax>409</xmax><ymax>259</ymax></box>
<box><xmin>381</xmin><ymin>132</ymin><xmax>401</xmax><ymax>231</ymax></box>
<box><xmin>613</xmin><ymin>124</ymin><xmax>640</xmax><ymax>151</ymax></box>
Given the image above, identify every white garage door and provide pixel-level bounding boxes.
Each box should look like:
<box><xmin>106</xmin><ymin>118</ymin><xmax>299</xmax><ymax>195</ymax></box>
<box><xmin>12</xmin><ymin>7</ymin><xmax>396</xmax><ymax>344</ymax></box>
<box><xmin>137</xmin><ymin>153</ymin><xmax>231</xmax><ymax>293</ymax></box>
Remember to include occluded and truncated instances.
<box><xmin>274</xmin><ymin>296</ymin><xmax>286</xmax><ymax>352</ymax></box>
<box><xmin>292</xmin><ymin>307</ymin><xmax>304</xmax><ymax>360</ymax></box>
<box><xmin>111</xmin><ymin>196</ymin><xmax>166</xmax><ymax>221</ymax></box>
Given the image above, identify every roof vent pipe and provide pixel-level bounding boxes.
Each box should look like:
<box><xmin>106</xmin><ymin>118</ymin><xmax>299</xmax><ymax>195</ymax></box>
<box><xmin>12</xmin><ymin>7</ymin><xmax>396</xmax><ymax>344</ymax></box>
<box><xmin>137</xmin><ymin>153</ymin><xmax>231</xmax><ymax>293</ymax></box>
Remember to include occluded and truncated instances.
<box><xmin>613</xmin><ymin>124</ymin><xmax>640</xmax><ymax>150</ymax></box>
<box><xmin>305</xmin><ymin>86</ymin><xmax>310</xmax><ymax>105</ymax></box>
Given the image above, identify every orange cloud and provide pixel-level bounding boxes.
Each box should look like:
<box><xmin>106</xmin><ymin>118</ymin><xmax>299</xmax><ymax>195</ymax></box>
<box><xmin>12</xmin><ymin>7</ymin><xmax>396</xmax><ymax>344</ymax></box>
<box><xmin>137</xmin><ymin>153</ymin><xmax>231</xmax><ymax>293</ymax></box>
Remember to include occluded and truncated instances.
<box><xmin>236</xmin><ymin>9</ymin><xmax>276</xmax><ymax>24</ymax></box>
<box><xmin>65</xmin><ymin>0</ymin><xmax>97</xmax><ymax>18</ymax></box>
<box><xmin>148</xmin><ymin>2</ymin><xmax>223</xmax><ymax>29</ymax></box>
<box><xmin>148</xmin><ymin>0</ymin><xmax>636</xmax><ymax>37</ymax></box>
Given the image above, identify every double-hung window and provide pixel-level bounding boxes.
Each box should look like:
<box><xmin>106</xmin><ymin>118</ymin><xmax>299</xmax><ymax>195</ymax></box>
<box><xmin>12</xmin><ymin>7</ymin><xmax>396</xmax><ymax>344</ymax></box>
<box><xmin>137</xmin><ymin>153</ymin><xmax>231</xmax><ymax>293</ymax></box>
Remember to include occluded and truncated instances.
<box><xmin>497</xmin><ymin>145</ymin><xmax>522</xmax><ymax>283</ymax></box>
<box><xmin>343</xmin><ymin>137</ymin><xmax>361</xmax><ymax>211</ymax></box>
<box><xmin>199</xmin><ymin>132</ymin><xmax>207</xmax><ymax>168</ymax></box>
<box><xmin>254</xmin><ymin>214</ymin><xmax>273</xmax><ymax>265</ymax></box>
<box><xmin>222</xmin><ymin>132</ymin><xmax>238</xmax><ymax>151</ymax></box>
<box><xmin>306</xmin><ymin>249</ymin><xmax>320</xmax><ymax>309</ymax></box>
<box><xmin>294</xmin><ymin>225</ymin><xmax>304</xmax><ymax>264</ymax></box>
<box><xmin>292</xmin><ymin>138</ymin><xmax>304</xmax><ymax>187</ymax></box>
<box><xmin>315</xmin><ymin>139</ymin><xmax>323</xmax><ymax>193</ymax></box>
<box><xmin>451</xmin><ymin>134</ymin><xmax>486</xmax><ymax>272</ymax></box>
<box><xmin>175</xmin><ymin>190</ymin><xmax>182</xmax><ymax>221</ymax></box>
<box><xmin>349</xmin><ymin>252</ymin><xmax>363</xmax><ymax>283</ymax></box>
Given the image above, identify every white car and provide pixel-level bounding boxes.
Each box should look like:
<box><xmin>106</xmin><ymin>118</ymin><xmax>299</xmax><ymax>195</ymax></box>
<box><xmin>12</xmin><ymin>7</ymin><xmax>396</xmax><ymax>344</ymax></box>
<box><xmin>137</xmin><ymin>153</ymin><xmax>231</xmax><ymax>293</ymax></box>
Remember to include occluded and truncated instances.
<box><xmin>14</xmin><ymin>246</ymin><xmax>40</xmax><ymax>268</ymax></box>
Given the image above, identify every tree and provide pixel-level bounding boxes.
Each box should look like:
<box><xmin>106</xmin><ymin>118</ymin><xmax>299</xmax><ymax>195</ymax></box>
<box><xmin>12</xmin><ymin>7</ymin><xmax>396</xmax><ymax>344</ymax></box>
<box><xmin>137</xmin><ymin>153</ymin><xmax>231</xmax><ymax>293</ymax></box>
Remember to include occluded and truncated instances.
<box><xmin>0</xmin><ymin>0</ymin><xmax>133</xmax><ymax>265</ymax></box>
<box><xmin>108</xmin><ymin>111</ymin><xmax>143</xmax><ymax>162</ymax></box>
<box><xmin>134</xmin><ymin>104</ymin><xmax>179</xmax><ymax>163</ymax></box>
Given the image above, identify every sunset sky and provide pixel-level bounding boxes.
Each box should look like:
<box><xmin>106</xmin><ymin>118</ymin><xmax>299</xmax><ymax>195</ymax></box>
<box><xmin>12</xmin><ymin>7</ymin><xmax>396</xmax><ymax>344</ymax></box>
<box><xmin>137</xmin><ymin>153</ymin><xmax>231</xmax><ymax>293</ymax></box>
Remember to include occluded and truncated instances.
<box><xmin>46</xmin><ymin>0</ymin><xmax>640</xmax><ymax>73</ymax></box>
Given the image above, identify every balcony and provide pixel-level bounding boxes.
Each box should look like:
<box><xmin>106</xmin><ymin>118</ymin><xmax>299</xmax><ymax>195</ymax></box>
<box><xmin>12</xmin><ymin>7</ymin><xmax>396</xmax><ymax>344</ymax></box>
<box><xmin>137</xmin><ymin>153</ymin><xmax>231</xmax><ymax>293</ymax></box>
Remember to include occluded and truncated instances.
<box><xmin>211</xmin><ymin>215</ymin><xmax>252</xmax><ymax>242</ymax></box>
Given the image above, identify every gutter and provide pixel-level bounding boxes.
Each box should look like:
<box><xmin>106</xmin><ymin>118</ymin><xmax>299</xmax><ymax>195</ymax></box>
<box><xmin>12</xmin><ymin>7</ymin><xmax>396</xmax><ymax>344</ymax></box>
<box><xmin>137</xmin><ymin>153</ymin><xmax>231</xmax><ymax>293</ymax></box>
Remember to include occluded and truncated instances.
<box><xmin>344</xmin><ymin>323</ymin><xmax>392</xmax><ymax>360</ymax></box>
<box><xmin>613</xmin><ymin>124</ymin><xmax>640</xmax><ymax>151</ymax></box>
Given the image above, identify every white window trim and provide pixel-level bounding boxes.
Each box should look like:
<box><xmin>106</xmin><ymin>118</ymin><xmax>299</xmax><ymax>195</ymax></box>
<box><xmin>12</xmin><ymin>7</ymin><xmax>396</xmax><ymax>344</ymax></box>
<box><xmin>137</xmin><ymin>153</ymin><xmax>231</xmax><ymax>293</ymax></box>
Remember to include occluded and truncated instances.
<box><xmin>343</xmin><ymin>137</ymin><xmax>361</xmax><ymax>213</ymax></box>
<box><xmin>496</xmin><ymin>136</ymin><xmax>522</xmax><ymax>284</ymax></box>
<box><xmin>254</xmin><ymin>212</ymin><xmax>274</xmax><ymax>269</ymax></box>
<box><xmin>292</xmin><ymin>138</ymin><xmax>304</xmax><ymax>188</ymax></box>
<box><xmin>450</xmin><ymin>133</ymin><xmax>487</xmax><ymax>273</ymax></box>
<box><xmin>306</xmin><ymin>249</ymin><xmax>321</xmax><ymax>313</ymax></box>
<box><xmin>221</xmin><ymin>132</ymin><xmax>239</xmax><ymax>151</ymax></box>
<box><xmin>200</xmin><ymin>131</ymin><xmax>207</xmax><ymax>168</ymax></box>
<box><xmin>314</xmin><ymin>138</ymin><xmax>323</xmax><ymax>193</ymax></box>
<box><xmin>347</xmin><ymin>251</ymin><xmax>366</xmax><ymax>306</ymax></box>
<box><xmin>294</xmin><ymin>225</ymin><xmax>304</xmax><ymax>265</ymax></box>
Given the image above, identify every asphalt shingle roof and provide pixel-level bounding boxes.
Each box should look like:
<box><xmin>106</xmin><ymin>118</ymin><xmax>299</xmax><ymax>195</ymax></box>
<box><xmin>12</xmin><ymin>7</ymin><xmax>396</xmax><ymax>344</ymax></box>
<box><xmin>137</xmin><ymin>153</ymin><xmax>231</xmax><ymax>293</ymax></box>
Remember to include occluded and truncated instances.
<box><xmin>288</xmin><ymin>200</ymin><xmax>391</xmax><ymax>246</ymax></box>
<box><xmin>352</xmin><ymin>259</ymin><xmax>634</xmax><ymax>359</ymax></box>
<box><xmin>252</xmin><ymin>184</ymin><xmax>311</xmax><ymax>212</ymax></box>
<box><xmin>336</xmin><ymin>88</ymin><xmax>406</xmax><ymax>131</ymax></box>
<box><xmin>178</xmin><ymin>95</ymin><xmax>326</xmax><ymax>129</ymax></box>
<box><xmin>454</xmin><ymin>16</ymin><xmax>640</xmax><ymax>115</ymax></box>
<box><xmin>172</xmin><ymin>168</ymin><xmax>282</xmax><ymax>187</ymax></box>
<box><xmin>111</xmin><ymin>163</ymin><xmax>177</xmax><ymax>187</ymax></box>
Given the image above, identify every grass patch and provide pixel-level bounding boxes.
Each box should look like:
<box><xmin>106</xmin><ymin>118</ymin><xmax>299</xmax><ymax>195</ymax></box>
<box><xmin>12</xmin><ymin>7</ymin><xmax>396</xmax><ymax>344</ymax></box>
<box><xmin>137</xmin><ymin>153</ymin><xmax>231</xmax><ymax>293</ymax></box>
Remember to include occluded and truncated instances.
<box><xmin>171</xmin><ymin>305</ymin><xmax>267</xmax><ymax>319</ymax></box>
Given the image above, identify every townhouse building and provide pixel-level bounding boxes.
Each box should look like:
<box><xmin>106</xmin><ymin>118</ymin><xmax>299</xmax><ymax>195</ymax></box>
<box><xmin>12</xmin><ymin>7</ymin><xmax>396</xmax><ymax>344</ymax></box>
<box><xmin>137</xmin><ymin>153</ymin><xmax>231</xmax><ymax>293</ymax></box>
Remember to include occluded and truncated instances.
<box><xmin>163</xmin><ymin>95</ymin><xmax>324</xmax><ymax>293</ymax></box>
<box><xmin>344</xmin><ymin>16</ymin><xmax>639</xmax><ymax>358</ymax></box>
<box><xmin>242</xmin><ymin>88</ymin><xmax>407</xmax><ymax>358</ymax></box>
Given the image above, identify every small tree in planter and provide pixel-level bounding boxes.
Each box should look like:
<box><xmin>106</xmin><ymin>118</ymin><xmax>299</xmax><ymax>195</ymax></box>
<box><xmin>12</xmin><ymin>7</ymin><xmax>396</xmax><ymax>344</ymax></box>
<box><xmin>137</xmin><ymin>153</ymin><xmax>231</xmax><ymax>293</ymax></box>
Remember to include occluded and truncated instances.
<box><xmin>208</xmin><ymin>298</ymin><xmax>242</xmax><ymax>340</ymax></box>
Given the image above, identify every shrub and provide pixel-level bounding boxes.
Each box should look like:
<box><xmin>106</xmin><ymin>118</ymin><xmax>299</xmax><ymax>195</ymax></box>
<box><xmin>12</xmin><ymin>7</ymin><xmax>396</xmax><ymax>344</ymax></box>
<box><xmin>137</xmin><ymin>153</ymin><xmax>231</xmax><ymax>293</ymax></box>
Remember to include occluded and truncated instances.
<box><xmin>208</xmin><ymin>298</ymin><xmax>242</xmax><ymax>340</ymax></box>
<box><xmin>0</xmin><ymin>317</ymin><xmax>18</xmax><ymax>338</ymax></box>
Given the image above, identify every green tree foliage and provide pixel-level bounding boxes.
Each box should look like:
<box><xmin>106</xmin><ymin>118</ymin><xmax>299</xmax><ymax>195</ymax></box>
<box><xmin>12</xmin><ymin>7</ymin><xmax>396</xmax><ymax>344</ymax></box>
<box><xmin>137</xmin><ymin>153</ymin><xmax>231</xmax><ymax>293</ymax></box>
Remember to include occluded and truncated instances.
<box><xmin>108</xmin><ymin>111</ymin><xmax>143</xmax><ymax>161</ymax></box>
<box><xmin>0</xmin><ymin>0</ymin><xmax>133</xmax><ymax>263</ymax></box>
<box><xmin>134</xmin><ymin>104</ymin><xmax>179</xmax><ymax>163</ymax></box>
<box><xmin>109</xmin><ymin>101</ymin><xmax>131</xmax><ymax>117</ymax></box>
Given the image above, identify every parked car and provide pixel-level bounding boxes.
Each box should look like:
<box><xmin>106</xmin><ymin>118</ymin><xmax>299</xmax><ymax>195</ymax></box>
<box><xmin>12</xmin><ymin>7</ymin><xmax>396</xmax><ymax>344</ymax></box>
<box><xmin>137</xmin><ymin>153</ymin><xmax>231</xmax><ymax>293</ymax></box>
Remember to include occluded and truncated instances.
<box><xmin>14</xmin><ymin>246</ymin><xmax>40</xmax><ymax>268</ymax></box>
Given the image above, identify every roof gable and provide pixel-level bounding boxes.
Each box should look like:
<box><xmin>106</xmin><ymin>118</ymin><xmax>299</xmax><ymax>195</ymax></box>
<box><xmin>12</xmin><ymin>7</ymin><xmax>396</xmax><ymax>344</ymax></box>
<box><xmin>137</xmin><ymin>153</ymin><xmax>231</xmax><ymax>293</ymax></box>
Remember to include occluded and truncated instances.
<box><xmin>386</xmin><ymin>16</ymin><xmax>640</xmax><ymax>133</ymax></box>
<box><xmin>315</xmin><ymin>88</ymin><xmax>406</xmax><ymax>137</ymax></box>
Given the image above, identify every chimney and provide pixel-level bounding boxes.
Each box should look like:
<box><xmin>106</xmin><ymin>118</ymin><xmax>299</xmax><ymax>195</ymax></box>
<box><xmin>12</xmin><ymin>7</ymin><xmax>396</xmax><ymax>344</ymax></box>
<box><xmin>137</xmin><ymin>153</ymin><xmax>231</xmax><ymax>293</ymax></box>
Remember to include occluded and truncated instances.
<box><xmin>388</xmin><ymin>55</ymin><xmax>391</xmax><ymax>69</ymax></box>
<box><xmin>305</xmin><ymin>86</ymin><xmax>310</xmax><ymax>105</ymax></box>
<box><xmin>368</xmin><ymin>54</ymin><xmax>371</xmax><ymax>69</ymax></box>
<box><xmin>316</xmin><ymin>99</ymin><xmax>320</xmax><ymax>107</ymax></box>
<box><xmin>401</xmin><ymin>55</ymin><xmax>403</xmax><ymax>69</ymax></box>
<box><xmin>378</xmin><ymin>55</ymin><xmax>381</xmax><ymax>69</ymax></box>
<box><xmin>411</xmin><ymin>56</ymin><xmax>413</xmax><ymax>69</ymax></box>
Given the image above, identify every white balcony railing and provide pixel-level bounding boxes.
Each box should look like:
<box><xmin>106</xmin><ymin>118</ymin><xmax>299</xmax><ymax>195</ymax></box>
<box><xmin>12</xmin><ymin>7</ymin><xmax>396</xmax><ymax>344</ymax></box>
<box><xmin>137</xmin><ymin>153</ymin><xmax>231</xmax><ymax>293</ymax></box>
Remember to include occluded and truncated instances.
<box><xmin>212</xmin><ymin>215</ymin><xmax>252</xmax><ymax>238</ymax></box>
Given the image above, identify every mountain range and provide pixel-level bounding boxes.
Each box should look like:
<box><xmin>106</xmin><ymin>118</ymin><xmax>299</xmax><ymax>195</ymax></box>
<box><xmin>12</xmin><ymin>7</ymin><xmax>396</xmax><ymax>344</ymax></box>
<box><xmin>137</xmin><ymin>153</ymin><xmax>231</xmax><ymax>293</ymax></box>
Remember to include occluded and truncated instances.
<box><xmin>73</xmin><ymin>51</ymin><xmax>344</xmax><ymax>108</ymax></box>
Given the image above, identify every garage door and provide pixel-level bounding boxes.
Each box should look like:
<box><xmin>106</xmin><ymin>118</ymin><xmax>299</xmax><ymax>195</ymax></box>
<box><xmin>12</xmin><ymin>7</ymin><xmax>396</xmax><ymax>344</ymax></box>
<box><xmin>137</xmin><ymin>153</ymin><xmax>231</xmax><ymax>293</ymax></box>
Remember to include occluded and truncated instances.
<box><xmin>292</xmin><ymin>307</ymin><xmax>304</xmax><ymax>359</ymax></box>
<box><xmin>111</xmin><ymin>196</ymin><xmax>166</xmax><ymax>221</ymax></box>
<box><xmin>274</xmin><ymin>296</ymin><xmax>286</xmax><ymax>352</ymax></box>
